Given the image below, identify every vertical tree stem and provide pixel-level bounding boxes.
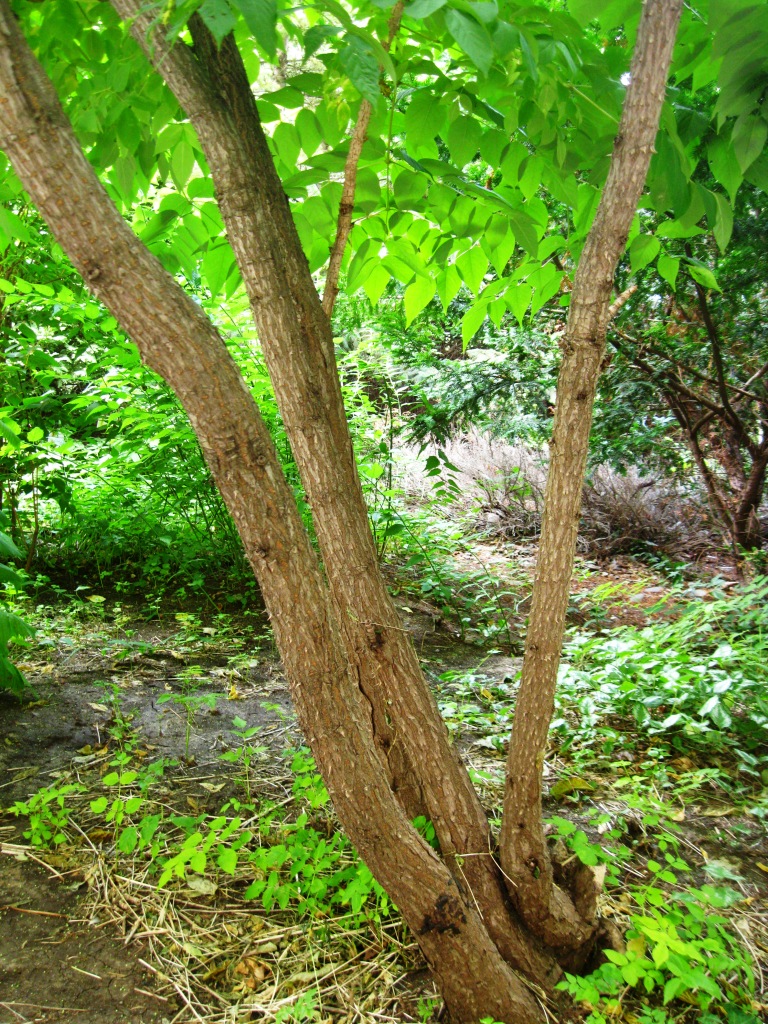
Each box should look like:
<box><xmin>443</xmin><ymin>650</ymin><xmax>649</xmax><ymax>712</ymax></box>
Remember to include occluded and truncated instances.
<box><xmin>500</xmin><ymin>0</ymin><xmax>684</xmax><ymax>948</ymax></box>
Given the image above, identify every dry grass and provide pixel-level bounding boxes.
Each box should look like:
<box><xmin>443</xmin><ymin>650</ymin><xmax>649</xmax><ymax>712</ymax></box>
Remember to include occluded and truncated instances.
<box><xmin>396</xmin><ymin>430</ymin><xmax>712</xmax><ymax>557</ymax></box>
<box><xmin>2</xmin><ymin>759</ymin><xmax>429</xmax><ymax>1024</ymax></box>
<box><xmin>79</xmin><ymin>852</ymin><xmax>415</xmax><ymax>1024</ymax></box>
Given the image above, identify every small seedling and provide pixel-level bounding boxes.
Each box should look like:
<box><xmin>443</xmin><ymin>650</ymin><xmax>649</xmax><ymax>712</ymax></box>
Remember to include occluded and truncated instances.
<box><xmin>158</xmin><ymin>665</ymin><xmax>217</xmax><ymax>761</ymax></box>
<box><xmin>219</xmin><ymin>716</ymin><xmax>265</xmax><ymax>801</ymax></box>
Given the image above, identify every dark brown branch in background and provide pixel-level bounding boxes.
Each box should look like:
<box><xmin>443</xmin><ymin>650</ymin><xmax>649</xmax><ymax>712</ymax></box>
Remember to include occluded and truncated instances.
<box><xmin>615</xmin><ymin>327</ymin><xmax>763</xmax><ymax>403</ymax></box>
<box><xmin>322</xmin><ymin>1</ymin><xmax>404</xmax><ymax>317</ymax></box>
<box><xmin>688</xmin><ymin>268</ymin><xmax>756</xmax><ymax>457</ymax></box>
<box><xmin>609</xmin><ymin>322</ymin><xmax>768</xmax><ymax>553</ymax></box>
<box><xmin>609</xmin><ymin>333</ymin><xmax>724</xmax><ymax>413</ymax></box>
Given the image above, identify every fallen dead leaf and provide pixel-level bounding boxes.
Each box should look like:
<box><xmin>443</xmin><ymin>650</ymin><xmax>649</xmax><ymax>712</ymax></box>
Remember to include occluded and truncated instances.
<box><xmin>233</xmin><ymin>957</ymin><xmax>270</xmax><ymax>989</ymax></box>
<box><xmin>186</xmin><ymin>875</ymin><xmax>217</xmax><ymax>895</ymax></box>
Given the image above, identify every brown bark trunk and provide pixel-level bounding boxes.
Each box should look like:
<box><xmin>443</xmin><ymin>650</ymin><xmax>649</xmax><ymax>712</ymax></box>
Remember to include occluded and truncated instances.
<box><xmin>0</xmin><ymin>5</ymin><xmax>544</xmax><ymax>1019</ymax></box>
<box><xmin>733</xmin><ymin>441</ymin><xmax>768</xmax><ymax>551</ymax></box>
<box><xmin>500</xmin><ymin>0</ymin><xmax>683</xmax><ymax>952</ymax></box>
<box><xmin>107</xmin><ymin>0</ymin><xmax>555</xmax><ymax>980</ymax></box>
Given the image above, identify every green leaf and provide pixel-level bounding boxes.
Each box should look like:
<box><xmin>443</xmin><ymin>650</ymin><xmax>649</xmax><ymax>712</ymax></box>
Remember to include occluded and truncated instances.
<box><xmin>198</xmin><ymin>0</ymin><xmax>237</xmax><ymax>45</ymax></box>
<box><xmin>189</xmin><ymin>850</ymin><xmax>206</xmax><ymax>873</ymax></box>
<box><xmin>456</xmin><ymin>247</ymin><xmax>488</xmax><ymax>295</ymax></box>
<box><xmin>0</xmin><ymin>531</ymin><xmax>23</xmax><ymax>562</ymax></box>
<box><xmin>26</xmin><ymin>426</ymin><xmax>44</xmax><ymax>443</ymax></box>
<box><xmin>711</xmin><ymin>191</ymin><xmax>734</xmax><ymax>252</ymax></box>
<box><xmin>0</xmin><ymin>654</ymin><xmax>27</xmax><ymax>696</ymax></box>
<box><xmin>404</xmin><ymin>275</ymin><xmax>435</xmax><ymax>325</ymax></box>
<box><xmin>445</xmin><ymin>10</ymin><xmax>492</xmax><ymax>76</ymax></box>
<box><xmin>170</xmin><ymin>141</ymin><xmax>195</xmax><ymax>191</ymax></box>
<box><xmin>507</xmin><ymin>283</ymin><xmax>532</xmax><ymax>324</ymax></box>
<box><xmin>708</xmin><ymin>134</ymin><xmax>743</xmax><ymax>203</ymax></box>
<box><xmin>528</xmin><ymin>262</ymin><xmax>563</xmax><ymax>315</ymax></box>
<box><xmin>568</xmin><ymin>0</ymin><xmax>612</xmax><ymax>27</ymax></box>
<box><xmin>217</xmin><ymin>847</ymin><xmax>238</xmax><ymax>874</ymax></box>
<box><xmin>0</xmin><ymin>564</ymin><xmax>22</xmax><ymax>587</ymax></box>
<box><xmin>339</xmin><ymin>35</ymin><xmax>380</xmax><ymax>106</ymax></box>
<box><xmin>731</xmin><ymin>113</ymin><xmax>767</xmax><ymax>174</ymax></box>
<box><xmin>405</xmin><ymin>91</ymin><xmax>446</xmax><ymax>157</ymax></box>
<box><xmin>304</xmin><ymin>23</ymin><xmax>340</xmax><ymax>59</ymax></box>
<box><xmin>111</xmin><ymin>155</ymin><xmax>136</xmax><ymax>203</ymax></box>
<box><xmin>202</xmin><ymin>244</ymin><xmax>235</xmax><ymax>298</ymax></box>
<box><xmin>405</xmin><ymin>0</ymin><xmax>446</xmax><ymax>16</ymax></box>
<box><xmin>509</xmin><ymin>210</ymin><xmax>539</xmax><ymax>257</ymax></box>
<box><xmin>90</xmin><ymin>797</ymin><xmax>108</xmax><ymax>814</ymax></box>
<box><xmin>629</xmin><ymin>234</ymin><xmax>660</xmax><ymax>274</ymax></box>
<box><xmin>118</xmin><ymin>826</ymin><xmax>138</xmax><ymax>854</ymax></box>
<box><xmin>295</xmin><ymin>108</ymin><xmax>322</xmax><ymax>158</ymax></box>
<box><xmin>657</xmin><ymin>253</ymin><xmax>679</xmax><ymax>289</ymax></box>
<box><xmin>0</xmin><ymin>609</ymin><xmax>34</xmax><ymax>646</ymax></box>
<box><xmin>461</xmin><ymin>303</ymin><xmax>486</xmax><ymax>346</ymax></box>
<box><xmin>0</xmin><ymin>417</ymin><xmax>20</xmax><ymax>449</ymax></box>
<box><xmin>447</xmin><ymin>116</ymin><xmax>482</xmax><ymax>169</ymax></box>
<box><xmin>488</xmin><ymin>223</ymin><xmax>515</xmax><ymax>275</ymax></box>
<box><xmin>436</xmin><ymin>264</ymin><xmax>461</xmax><ymax>310</ymax></box>
<box><xmin>232</xmin><ymin>0</ymin><xmax>277</xmax><ymax>56</ymax></box>
<box><xmin>745</xmin><ymin>149</ymin><xmax>768</xmax><ymax>192</ymax></box>
<box><xmin>687</xmin><ymin>262</ymin><xmax>721</xmax><ymax>292</ymax></box>
<box><xmin>272</xmin><ymin>121</ymin><xmax>301</xmax><ymax>169</ymax></box>
<box><xmin>362</xmin><ymin>263</ymin><xmax>390</xmax><ymax>305</ymax></box>
<box><xmin>479</xmin><ymin>129</ymin><xmax>508</xmax><ymax>169</ymax></box>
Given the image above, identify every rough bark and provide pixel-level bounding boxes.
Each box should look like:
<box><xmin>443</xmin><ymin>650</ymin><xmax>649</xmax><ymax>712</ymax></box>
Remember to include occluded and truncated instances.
<box><xmin>500</xmin><ymin>0</ymin><xmax>684</xmax><ymax>952</ymax></box>
<box><xmin>0</xmin><ymin>0</ymin><xmax>692</xmax><ymax>1011</ymax></box>
<box><xmin>0</xmin><ymin>6</ymin><xmax>546</xmax><ymax>1020</ymax></box>
<box><xmin>108</xmin><ymin>0</ymin><xmax>556</xmax><ymax>981</ymax></box>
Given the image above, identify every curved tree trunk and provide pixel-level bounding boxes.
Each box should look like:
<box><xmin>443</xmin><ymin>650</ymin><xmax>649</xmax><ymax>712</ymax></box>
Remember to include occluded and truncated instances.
<box><xmin>0</xmin><ymin>5</ymin><xmax>543</xmax><ymax>1019</ymax></box>
<box><xmin>0</xmin><ymin>0</ymin><xmax>683</xmax><ymax>1015</ymax></box>
<box><xmin>108</xmin><ymin>0</ymin><xmax>552</xmax><ymax>977</ymax></box>
<box><xmin>500</xmin><ymin>0</ymin><xmax>683</xmax><ymax>952</ymax></box>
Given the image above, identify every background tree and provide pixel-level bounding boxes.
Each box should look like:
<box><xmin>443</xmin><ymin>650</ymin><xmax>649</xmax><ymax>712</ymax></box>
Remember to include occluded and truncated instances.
<box><xmin>605</xmin><ymin>183</ymin><xmax>768</xmax><ymax>554</ymax></box>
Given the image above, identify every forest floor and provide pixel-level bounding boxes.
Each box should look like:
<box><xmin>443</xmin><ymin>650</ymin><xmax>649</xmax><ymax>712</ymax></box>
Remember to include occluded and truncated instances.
<box><xmin>0</xmin><ymin>549</ymin><xmax>766</xmax><ymax>1024</ymax></box>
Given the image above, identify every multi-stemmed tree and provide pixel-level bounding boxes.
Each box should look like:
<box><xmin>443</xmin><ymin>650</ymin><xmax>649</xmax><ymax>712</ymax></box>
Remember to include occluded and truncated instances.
<box><xmin>0</xmin><ymin>0</ymin><xmax>758</xmax><ymax>1017</ymax></box>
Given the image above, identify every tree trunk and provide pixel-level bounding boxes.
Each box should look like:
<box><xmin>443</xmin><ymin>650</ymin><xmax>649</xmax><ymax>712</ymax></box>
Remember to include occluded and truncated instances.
<box><xmin>0</xmin><ymin>4</ymin><xmax>544</xmax><ymax>1019</ymax></box>
<box><xmin>108</xmin><ymin>0</ymin><xmax>553</xmax><ymax>978</ymax></box>
<box><xmin>500</xmin><ymin>0</ymin><xmax>683</xmax><ymax>953</ymax></box>
<box><xmin>0</xmin><ymin>0</ymin><xmax>684</xmax><ymax>1014</ymax></box>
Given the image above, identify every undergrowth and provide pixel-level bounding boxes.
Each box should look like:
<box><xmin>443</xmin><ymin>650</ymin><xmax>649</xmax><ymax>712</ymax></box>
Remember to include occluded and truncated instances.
<box><xmin>555</xmin><ymin>577</ymin><xmax>768</xmax><ymax>786</ymax></box>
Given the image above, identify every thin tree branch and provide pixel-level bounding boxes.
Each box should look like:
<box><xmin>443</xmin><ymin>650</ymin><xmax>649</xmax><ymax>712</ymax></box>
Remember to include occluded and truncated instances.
<box><xmin>606</xmin><ymin>282</ymin><xmax>637</xmax><ymax>321</ymax></box>
<box><xmin>322</xmin><ymin>103</ymin><xmax>373</xmax><ymax>316</ymax></box>
<box><xmin>686</xmin><ymin>253</ymin><xmax>757</xmax><ymax>458</ymax></box>
<box><xmin>615</xmin><ymin>328</ymin><xmax>764</xmax><ymax>403</ymax></box>
<box><xmin>322</xmin><ymin>1</ymin><xmax>404</xmax><ymax>318</ymax></box>
<box><xmin>744</xmin><ymin>357</ymin><xmax>768</xmax><ymax>391</ymax></box>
